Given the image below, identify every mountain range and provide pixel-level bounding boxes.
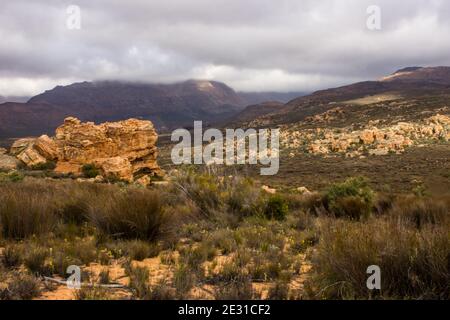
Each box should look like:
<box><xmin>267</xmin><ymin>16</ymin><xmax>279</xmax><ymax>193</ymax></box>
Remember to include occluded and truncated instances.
<box><xmin>1</xmin><ymin>66</ymin><xmax>450</xmax><ymax>140</ymax></box>
<box><xmin>0</xmin><ymin>80</ymin><xmax>304</xmax><ymax>139</ymax></box>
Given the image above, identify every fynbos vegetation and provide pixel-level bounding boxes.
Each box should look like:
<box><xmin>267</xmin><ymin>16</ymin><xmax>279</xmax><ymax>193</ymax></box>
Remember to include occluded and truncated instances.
<box><xmin>0</xmin><ymin>167</ymin><xmax>448</xmax><ymax>300</ymax></box>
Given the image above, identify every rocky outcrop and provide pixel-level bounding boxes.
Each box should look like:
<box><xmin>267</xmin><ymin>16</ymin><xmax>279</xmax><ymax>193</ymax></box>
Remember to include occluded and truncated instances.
<box><xmin>0</xmin><ymin>153</ymin><xmax>20</xmax><ymax>171</ymax></box>
<box><xmin>10</xmin><ymin>117</ymin><xmax>162</xmax><ymax>184</ymax></box>
<box><xmin>282</xmin><ymin>114</ymin><xmax>450</xmax><ymax>158</ymax></box>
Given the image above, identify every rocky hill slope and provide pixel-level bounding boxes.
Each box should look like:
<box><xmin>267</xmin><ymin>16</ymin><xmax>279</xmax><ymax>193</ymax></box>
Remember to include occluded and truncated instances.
<box><xmin>245</xmin><ymin>67</ymin><xmax>450</xmax><ymax>128</ymax></box>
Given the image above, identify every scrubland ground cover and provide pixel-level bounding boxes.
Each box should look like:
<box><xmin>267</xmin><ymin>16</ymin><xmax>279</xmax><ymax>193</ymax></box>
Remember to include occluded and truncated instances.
<box><xmin>0</xmin><ymin>167</ymin><xmax>449</xmax><ymax>300</ymax></box>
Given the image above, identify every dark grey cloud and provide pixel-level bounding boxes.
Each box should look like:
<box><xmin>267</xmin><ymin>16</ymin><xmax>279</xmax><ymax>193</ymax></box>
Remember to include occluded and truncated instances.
<box><xmin>1</xmin><ymin>0</ymin><xmax>450</xmax><ymax>95</ymax></box>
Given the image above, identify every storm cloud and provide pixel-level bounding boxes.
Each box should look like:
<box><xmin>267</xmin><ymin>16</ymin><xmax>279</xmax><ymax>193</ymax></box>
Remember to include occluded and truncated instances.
<box><xmin>1</xmin><ymin>0</ymin><xmax>450</xmax><ymax>96</ymax></box>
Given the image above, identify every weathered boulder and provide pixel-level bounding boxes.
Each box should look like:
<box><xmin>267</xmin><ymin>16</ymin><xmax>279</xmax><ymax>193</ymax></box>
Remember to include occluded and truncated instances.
<box><xmin>261</xmin><ymin>185</ymin><xmax>276</xmax><ymax>194</ymax></box>
<box><xmin>34</xmin><ymin>135</ymin><xmax>59</xmax><ymax>160</ymax></box>
<box><xmin>10</xmin><ymin>138</ymin><xmax>36</xmax><ymax>156</ymax></box>
<box><xmin>296</xmin><ymin>186</ymin><xmax>311</xmax><ymax>195</ymax></box>
<box><xmin>93</xmin><ymin>156</ymin><xmax>133</xmax><ymax>182</ymax></box>
<box><xmin>11</xmin><ymin>138</ymin><xmax>48</xmax><ymax>167</ymax></box>
<box><xmin>0</xmin><ymin>154</ymin><xmax>21</xmax><ymax>171</ymax></box>
<box><xmin>359</xmin><ymin>130</ymin><xmax>376</xmax><ymax>144</ymax></box>
<box><xmin>11</xmin><ymin>117</ymin><xmax>162</xmax><ymax>183</ymax></box>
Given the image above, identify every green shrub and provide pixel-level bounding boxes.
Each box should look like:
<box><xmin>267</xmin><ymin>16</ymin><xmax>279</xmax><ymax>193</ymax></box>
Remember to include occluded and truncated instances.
<box><xmin>264</xmin><ymin>195</ymin><xmax>288</xmax><ymax>221</ymax></box>
<box><xmin>30</xmin><ymin>161</ymin><xmax>56</xmax><ymax>171</ymax></box>
<box><xmin>225</xmin><ymin>178</ymin><xmax>263</xmax><ymax>218</ymax></box>
<box><xmin>174</xmin><ymin>170</ymin><xmax>222</xmax><ymax>217</ymax></box>
<box><xmin>208</xmin><ymin>228</ymin><xmax>238</xmax><ymax>254</ymax></box>
<box><xmin>81</xmin><ymin>164</ymin><xmax>100</xmax><ymax>178</ymax></box>
<box><xmin>0</xmin><ymin>171</ymin><xmax>24</xmax><ymax>183</ymax></box>
<box><xmin>174</xmin><ymin>170</ymin><xmax>266</xmax><ymax>223</ymax></box>
<box><xmin>324</xmin><ymin>177</ymin><xmax>374</xmax><ymax>220</ymax></box>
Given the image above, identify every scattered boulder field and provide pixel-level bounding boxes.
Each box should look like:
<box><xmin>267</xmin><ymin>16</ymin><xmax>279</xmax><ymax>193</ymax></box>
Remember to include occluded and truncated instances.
<box><xmin>281</xmin><ymin>114</ymin><xmax>450</xmax><ymax>158</ymax></box>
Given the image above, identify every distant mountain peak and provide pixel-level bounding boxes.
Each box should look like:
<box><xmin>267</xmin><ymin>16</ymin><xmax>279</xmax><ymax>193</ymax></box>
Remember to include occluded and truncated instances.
<box><xmin>392</xmin><ymin>66</ymin><xmax>423</xmax><ymax>74</ymax></box>
<box><xmin>380</xmin><ymin>66</ymin><xmax>450</xmax><ymax>83</ymax></box>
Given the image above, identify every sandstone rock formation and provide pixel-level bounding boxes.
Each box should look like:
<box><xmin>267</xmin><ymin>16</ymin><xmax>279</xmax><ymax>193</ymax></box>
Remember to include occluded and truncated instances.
<box><xmin>10</xmin><ymin>117</ymin><xmax>162</xmax><ymax>184</ymax></box>
<box><xmin>282</xmin><ymin>114</ymin><xmax>450</xmax><ymax>158</ymax></box>
<box><xmin>0</xmin><ymin>153</ymin><xmax>20</xmax><ymax>171</ymax></box>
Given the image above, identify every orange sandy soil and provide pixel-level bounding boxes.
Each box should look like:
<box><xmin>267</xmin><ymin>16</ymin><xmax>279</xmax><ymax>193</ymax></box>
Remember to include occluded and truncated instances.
<box><xmin>28</xmin><ymin>251</ymin><xmax>312</xmax><ymax>300</ymax></box>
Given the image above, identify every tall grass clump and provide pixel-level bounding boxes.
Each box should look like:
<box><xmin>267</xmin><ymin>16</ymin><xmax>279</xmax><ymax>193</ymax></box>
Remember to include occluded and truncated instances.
<box><xmin>389</xmin><ymin>195</ymin><xmax>449</xmax><ymax>229</ymax></box>
<box><xmin>0</xmin><ymin>183</ymin><xmax>59</xmax><ymax>238</ymax></box>
<box><xmin>87</xmin><ymin>188</ymin><xmax>166</xmax><ymax>240</ymax></box>
<box><xmin>174</xmin><ymin>168</ymin><xmax>265</xmax><ymax>220</ymax></box>
<box><xmin>174</xmin><ymin>169</ymin><xmax>222</xmax><ymax>217</ymax></box>
<box><xmin>309</xmin><ymin>215</ymin><xmax>450</xmax><ymax>299</ymax></box>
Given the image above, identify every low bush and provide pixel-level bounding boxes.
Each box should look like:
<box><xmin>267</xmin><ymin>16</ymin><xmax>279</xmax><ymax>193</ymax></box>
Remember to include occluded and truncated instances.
<box><xmin>324</xmin><ymin>177</ymin><xmax>374</xmax><ymax>220</ymax></box>
<box><xmin>113</xmin><ymin>240</ymin><xmax>160</xmax><ymax>261</ymax></box>
<box><xmin>98</xmin><ymin>269</ymin><xmax>110</xmax><ymax>285</ymax></box>
<box><xmin>263</xmin><ymin>196</ymin><xmax>288</xmax><ymax>221</ymax></box>
<box><xmin>23</xmin><ymin>246</ymin><xmax>50</xmax><ymax>275</ymax></box>
<box><xmin>146</xmin><ymin>280</ymin><xmax>176</xmax><ymax>300</ymax></box>
<box><xmin>2</xmin><ymin>244</ymin><xmax>23</xmax><ymax>268</ymax></box>
<box><xmin>267</xmin><ymin>281</ymin><xmax>290</xmax><ymax>300</ymax></box>
<box><xmin>30</xmin><ymin>161</ymin><xmax>56</xmax><ymax>171</ymax></box>
<box><xmin>174</xmin><ymin>169</ymin><xmax>264</xmax><ymax>220</ymax></box>
<box><xmin>214</xmin><ymin>274</ymin><xmax>255</xmax><ymax>300</ymax></box>
<box><xmin>174</xmin><ymin>170</ymin><xmax>222</xmax><ymax>217</ymax></box>
<box><xmin>1</xmin><ymin>273</ymin><xmax>41</xmax><ymax>300</ymax></box>
<box><xmin>0</xmin><ymin>171</ymin><xmax>24</xmax><ymax>183</ymax></box>
<box><xmin>81</xmin><ymin>164</ymin><xmax>100</xmax><ymax>178</ymax></box>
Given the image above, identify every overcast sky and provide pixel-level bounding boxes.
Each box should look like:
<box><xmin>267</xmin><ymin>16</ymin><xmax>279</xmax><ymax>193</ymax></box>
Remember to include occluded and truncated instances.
<box><xmin>1</xmin><ymin>0</ymin><xmax>450</xmax><ymax>96</ymax></box>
